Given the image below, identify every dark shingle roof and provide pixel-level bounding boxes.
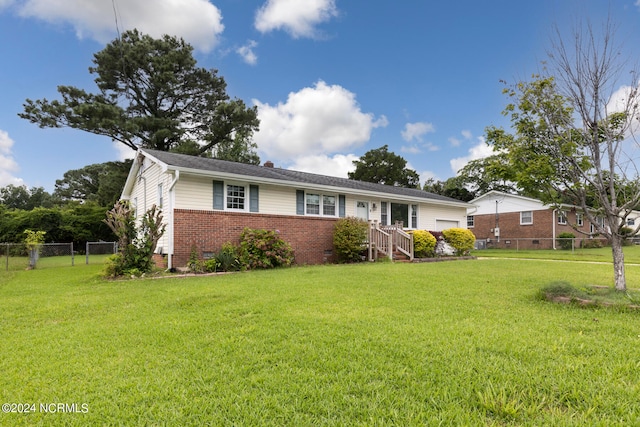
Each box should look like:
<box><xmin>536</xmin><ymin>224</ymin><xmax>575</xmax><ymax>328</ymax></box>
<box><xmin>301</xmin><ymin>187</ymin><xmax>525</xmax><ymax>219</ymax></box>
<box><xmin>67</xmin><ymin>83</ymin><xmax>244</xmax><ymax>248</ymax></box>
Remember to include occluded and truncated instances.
<box><xmin>143</xmin><ymin>149</ymin><xmax>467</xmax><ymax>205</ymax></box>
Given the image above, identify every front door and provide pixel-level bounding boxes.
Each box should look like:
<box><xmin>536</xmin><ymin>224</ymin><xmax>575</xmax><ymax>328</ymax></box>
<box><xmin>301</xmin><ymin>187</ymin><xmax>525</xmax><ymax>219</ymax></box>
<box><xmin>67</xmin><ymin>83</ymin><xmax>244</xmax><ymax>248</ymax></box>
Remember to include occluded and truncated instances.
<box><xmin>356</xmin><ymin>201</ymin><xmax>369</xmax><ymax>220</ymax></box>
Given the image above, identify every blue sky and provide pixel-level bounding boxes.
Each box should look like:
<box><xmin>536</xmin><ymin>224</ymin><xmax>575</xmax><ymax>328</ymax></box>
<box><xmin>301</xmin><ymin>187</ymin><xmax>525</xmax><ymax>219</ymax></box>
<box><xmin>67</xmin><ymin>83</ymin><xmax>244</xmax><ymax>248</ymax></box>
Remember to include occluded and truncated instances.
<box><xmin>1</xmin><ymin>0</ymin><xmax>639</xmax><ymax>192</ymax></box>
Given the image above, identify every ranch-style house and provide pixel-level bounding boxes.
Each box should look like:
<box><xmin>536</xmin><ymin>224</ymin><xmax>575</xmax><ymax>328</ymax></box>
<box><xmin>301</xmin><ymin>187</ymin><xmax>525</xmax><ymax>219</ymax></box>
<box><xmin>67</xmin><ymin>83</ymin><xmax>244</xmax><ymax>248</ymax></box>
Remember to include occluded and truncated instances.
<box><xmin>121</xmin><ymin>149</ymin><xmax>471</xmax><ymax>269</ymax></box>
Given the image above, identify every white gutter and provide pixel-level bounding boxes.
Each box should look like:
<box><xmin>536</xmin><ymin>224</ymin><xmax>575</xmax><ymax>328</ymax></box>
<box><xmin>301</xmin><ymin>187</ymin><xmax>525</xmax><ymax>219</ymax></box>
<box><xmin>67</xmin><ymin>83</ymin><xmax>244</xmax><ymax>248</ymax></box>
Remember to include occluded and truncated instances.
<box><xmin>552</xmin><ymin>209</ymin><xmax>556</xmax><ymax>250</ymax></box>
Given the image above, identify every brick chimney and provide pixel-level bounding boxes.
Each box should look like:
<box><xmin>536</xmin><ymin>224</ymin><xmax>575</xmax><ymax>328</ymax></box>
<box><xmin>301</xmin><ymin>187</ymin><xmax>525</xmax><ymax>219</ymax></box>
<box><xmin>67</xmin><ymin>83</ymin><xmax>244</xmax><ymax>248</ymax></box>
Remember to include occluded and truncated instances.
<box><xmin>264</xmin><ymin>160</ymin><xmax>274</xmax><ymax>168</ymax></box>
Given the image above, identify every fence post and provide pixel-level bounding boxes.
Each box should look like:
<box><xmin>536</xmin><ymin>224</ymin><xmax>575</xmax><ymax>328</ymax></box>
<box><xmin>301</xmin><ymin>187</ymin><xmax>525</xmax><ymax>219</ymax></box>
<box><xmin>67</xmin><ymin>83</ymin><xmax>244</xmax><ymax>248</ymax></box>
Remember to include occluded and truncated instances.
<box><xmin>71</xmin><ymin>242</ymin><xmax>74</xmax><ymax>266</ymax></box>
<box><xmin>86</xmin><ymin>241</ymin><xmax>89</xmax><ymax>265</ymax></box>
<box><xmin>5</xmin><ymin>243</ymin><xmax>8</xmax><ymax>272</ymax></box>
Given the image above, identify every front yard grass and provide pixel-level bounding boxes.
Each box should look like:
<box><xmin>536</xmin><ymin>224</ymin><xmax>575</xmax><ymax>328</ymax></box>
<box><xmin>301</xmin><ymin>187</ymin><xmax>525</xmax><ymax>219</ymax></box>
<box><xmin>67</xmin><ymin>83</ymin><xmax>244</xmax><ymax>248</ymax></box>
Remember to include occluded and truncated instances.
<box><xmin>1</xmin><ymin>259</ymin><xmax>640</xmax><ymax>425</ymax></box>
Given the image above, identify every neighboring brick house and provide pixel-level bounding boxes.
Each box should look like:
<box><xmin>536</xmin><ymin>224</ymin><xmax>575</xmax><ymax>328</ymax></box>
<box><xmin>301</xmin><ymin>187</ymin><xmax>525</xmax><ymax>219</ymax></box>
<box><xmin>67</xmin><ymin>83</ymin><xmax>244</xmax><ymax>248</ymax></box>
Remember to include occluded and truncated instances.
<box><xmin>121</xmin><ymin>149</ymin><xmax>471</xmax><ymax>268</ymax></box>
<box><xmin>467</xmin><ymin>191</ymin><xmax>610</xmax><ymax>249</ymax></box>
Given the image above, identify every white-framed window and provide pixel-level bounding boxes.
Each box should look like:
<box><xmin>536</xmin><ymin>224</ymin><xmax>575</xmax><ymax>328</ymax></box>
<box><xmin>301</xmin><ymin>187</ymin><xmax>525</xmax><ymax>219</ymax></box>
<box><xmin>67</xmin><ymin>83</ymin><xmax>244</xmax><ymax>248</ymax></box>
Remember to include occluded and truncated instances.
<box><xmin>381</xmin><ymin>201</ymin><xmax>388</xmax><ymax>225</ymax></box>
<box><xmin>378</xmin><ymin>202</ymin><xmax>419</xmax><ymax>229</ymax></box>
<box><xmin>301</xmin><ymin>192</ymin><xmax>337</xmax><ymax>216</ymax></box>
<box><xmin>520</xmin><ymin>211</ymin><xmax>533</xmax><ymax>225</ymax></box>
<box><xmin>323</xmin><ymin>195</ymin><xmax>336</xmax><ymax>216</ymax></box>
<box><xmin>411</xmin><ymin>205</ymin><xmax>418</xmax><ymax>229</ymax></box>
<box><xmin>577</xmin><ymin>213</ymin><xmax>584</xmax><ymax>226</ymax></box>
<box><xmin>157</xmin><ymin>183</ymin><xmax>163</xmax><ymax>208</ymax></box>
<box><xmin>467</xmin><ymin>215</ymin><xmax>475</xmax><ymax>228</ymax></box>
<box><xmin>558</xmin><ymin>211</ymin><xmax>567</xmax><ymax>225</ymax></box>
<box><xmin>627</xmin><ymin>218</ymin><xmax>635</xmax><ymax>227</ymax></box>
<box><xmin>226</xmin><ymin>184</ymin><xmax>246</xmax><ymax>210</ymax></box>
<box><xmin>214</xmin><ymin>180</ymin><xmax>258</xmax><ymax>213</ymax></box>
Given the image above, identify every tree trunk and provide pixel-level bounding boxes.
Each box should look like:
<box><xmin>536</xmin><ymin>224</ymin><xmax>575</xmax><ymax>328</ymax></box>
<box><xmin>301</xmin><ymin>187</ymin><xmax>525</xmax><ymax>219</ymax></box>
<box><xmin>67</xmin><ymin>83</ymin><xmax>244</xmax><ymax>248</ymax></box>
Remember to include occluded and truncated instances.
<box><xmin>611</xmin><ymin>235</ymin><xmax>627</xmax><ymax>291</ymax></box>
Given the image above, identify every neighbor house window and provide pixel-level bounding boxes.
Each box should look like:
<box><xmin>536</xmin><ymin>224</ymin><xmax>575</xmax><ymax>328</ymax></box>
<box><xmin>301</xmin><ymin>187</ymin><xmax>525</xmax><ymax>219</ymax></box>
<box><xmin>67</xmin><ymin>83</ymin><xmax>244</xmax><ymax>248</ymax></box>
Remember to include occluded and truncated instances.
<box><xmin>627</xmin><ymin>218</ymin><xmax>635</xmax><ymax>226</ymax></box>
<box><xmin>226</xmin><ymin>184</ymin><xmax>245</xmax><ymax>210</ymax></box>
<box><xmin>467</xmin><ymin>215</ymin><xmax>475</xmax><ymax>228</ymax></box>
<box><xmin>520</xmin><ymin>211</ymin><xmax>533</xmax><ymax>225</ymax></box>
<box><xmin>577</xmin><ymin>213</ymin><xmax>584</xmax><ymax>226</ymax></box>
<box><xmin>558</xmin><ymin>211</ymin><xmax>567</xmax><ymax>225</ymax></box>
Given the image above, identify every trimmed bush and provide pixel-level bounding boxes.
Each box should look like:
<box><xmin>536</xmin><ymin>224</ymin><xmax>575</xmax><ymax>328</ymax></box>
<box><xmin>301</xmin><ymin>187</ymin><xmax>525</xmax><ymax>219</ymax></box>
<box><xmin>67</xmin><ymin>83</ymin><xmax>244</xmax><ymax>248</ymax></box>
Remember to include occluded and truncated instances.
<box><xmin>239</xmin><ymin>228</ymin><xmax>294</xmax><ymax>269</ymax></box>
<box><xmin>557</xmin><ymin>232</ymin><xmax>575</xmax><ymax>250</ymax></box>
<box><xmin>412</xmin><ymin>230</ymin><xmax>436</xmax><ymax>258</ymax></box>
<box><xmin>333</xmin><ymin>216</ymin><xmax>369</xmax><ymax>263</ymax></box>
<box><xmin>442</xmin><ymin>228</ymin><xmax>475</xmax><ymax>256</ymax></box>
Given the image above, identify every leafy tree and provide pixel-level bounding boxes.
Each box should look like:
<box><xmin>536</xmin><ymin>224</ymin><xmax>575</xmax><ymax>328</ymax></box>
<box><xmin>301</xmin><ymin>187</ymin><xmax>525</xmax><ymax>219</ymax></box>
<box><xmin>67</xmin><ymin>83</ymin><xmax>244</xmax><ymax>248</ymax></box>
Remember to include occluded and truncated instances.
<box><xmin>349</xmin><ymin>145</ymin><xmax>420</xmax><ymax>188</ymax></box>
<box><xmin>486</xmin><ymin>19</ymin><xmax>640</xmax><ymax>291</ymax></box>
<box><xmin>422</xmin><ymin>177</ymin><xmax>475</xmax><ymax>202</ymax></box>
<box><xmin>455</xmin><ymin>155</ymin><xmax>521</xmax><ymax>197</ymax></box>
<box><xmin>54</xmin><ymin>160</ymin><xmax>132</xmax><ymax>206</ymax></box>
<box><xmin>0</xmin><ymin>185</ymin><xmax>55</xmax><ymax>210</ymax></box>
<box><xmin>20</xmin><ymin>29</ymin><xmax>260</xmax><ymax>164</ymax></box>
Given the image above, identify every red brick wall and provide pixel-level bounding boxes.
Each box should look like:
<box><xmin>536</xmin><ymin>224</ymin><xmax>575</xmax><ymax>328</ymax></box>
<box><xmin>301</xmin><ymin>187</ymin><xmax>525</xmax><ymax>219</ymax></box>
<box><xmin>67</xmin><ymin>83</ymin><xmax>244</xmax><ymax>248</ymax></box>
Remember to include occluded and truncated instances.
<box><xmin>470</xmin><ymin>208</ymin><xmax>597</xmax><ymax>249</ymax></box>
<box><xmin>173</xmin><ymin>209</ymin><xmax>339</xmax><ymax>266</ymax></box>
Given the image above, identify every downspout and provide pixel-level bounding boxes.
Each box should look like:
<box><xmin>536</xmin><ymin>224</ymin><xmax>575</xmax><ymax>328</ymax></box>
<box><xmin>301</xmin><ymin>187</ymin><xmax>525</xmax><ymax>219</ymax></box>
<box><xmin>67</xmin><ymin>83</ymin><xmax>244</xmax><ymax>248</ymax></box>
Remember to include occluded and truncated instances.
<box><xmin>167</xmin><ymin>170</ymin><xmax>180</xmax><ymax>270</ymax></box>
<box><xmin>552</xmin><ymin>209</ymin><xmax>556</xmax><ymax>250</ymax></box>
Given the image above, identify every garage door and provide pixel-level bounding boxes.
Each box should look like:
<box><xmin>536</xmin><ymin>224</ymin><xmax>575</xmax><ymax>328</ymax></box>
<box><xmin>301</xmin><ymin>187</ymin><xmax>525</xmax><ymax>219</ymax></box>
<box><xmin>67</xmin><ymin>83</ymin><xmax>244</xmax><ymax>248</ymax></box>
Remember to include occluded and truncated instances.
<box><xmin>435</xmin><ymin>220</ymin><xmax>459</xmax><ymax>231</ymax></box>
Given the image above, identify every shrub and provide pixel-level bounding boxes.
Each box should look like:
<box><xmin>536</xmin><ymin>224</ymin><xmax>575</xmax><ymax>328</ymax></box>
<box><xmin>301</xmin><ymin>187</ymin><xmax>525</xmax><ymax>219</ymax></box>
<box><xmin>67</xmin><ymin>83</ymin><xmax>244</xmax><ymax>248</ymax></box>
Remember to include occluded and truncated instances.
<box><xmin>333</xmin><ymin>217</ymin><xmax>369</xmax><ymax>263</ymax></box>
<box><xmin>620</xmin><ymin>226</ymin><xmax>634</xmax><ymax>246</ymax></box>
<box><xmin>442</xmin><ymin>228</ymin><xmax>475</xmax><ymax>256</ymax></box>
<box><xmin>102</xmin><ymin>201</ymin><xmax>166</xmax><ymax>278</ymax></box>
<box><xmin>557</xmin><ymin>232</ymin><xmax>575</xmax><ymax>250</ymax></box>
<box><xmin>581</xmin><ymin>239</ymin><xmax>604</xmax><ymax>249</ymax></box>
<box><xmin>239</xmin><ymin>228</ymin><xmax>294</xmax><ymax>269</ymax></box>
<box><xmin>217</xmin><ymin>242</ymin><xmax>241</xmax><ymax>272</ymax></box>
<box><xmin>412</xmin><ymin>230</ymin><xmax>436</xmax><ymax>258</ymax></box>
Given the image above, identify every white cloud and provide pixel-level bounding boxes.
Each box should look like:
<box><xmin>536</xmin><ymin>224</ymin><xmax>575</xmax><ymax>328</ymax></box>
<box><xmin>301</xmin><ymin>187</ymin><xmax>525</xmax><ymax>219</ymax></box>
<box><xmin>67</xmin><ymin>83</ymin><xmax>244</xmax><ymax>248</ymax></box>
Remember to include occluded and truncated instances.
<box><xmin>287</xmin><ymin>153</ymin><xmax>358</xmax><ymax>178</ymax></box>
<box><xmin>607</xmin><ymin>82</ymin><xmax>640</xmax><ymax>136</ymax></box>
<box><xmin>448</xmin><ymin>137</ymin><xmax>461</xmax><ymax>147</ymax></box>
<box><xmin>401</xmin><ymin>121</ymin><xmax>435</xmax><ymax>142</ymax></box>
<box><xmin>449</xmin><ymin>138</ymin><xmax>493</xmax><ymax>174</ymax></box>
<box><xmin>0</xmin><ymin>0</ymin><xmax>15</xmax><ymax>9</ymax></box>
<box><xmin>0</xmin><ymin>130</ymin><xmax>23</xmax><ymax>187</ymax></box>
<box><xmin>236</xmin><ymin>40</ymin><xmax>258</xmax><ymax>65</ymax></box>
<box><xmin>461</xmin><ymin>130</ymin><xmax>472</xmax><ymax>140</ymax></box>
<box><xmin>255</xmin><ymin>0</ymin><xmax>338</xmax><ymax>38</ymax></box>
<box><xmin>112</xmin><ymin>141</ymin><xmax>136</xmax><ymax>162</ymax></box>
<box><xmin>253</xmin><ymin>80</ymin><xmax>386</xmax><ymax>161</ymax></box>
<box><xmin>15</xmin><ymin>0</ymin><xmax>224</xmax><ymax>52</ymax></box>
<box><xmin>401</xmin><ymin>142</ymin><xmax>438</xmax><ymax>154</ymax></box>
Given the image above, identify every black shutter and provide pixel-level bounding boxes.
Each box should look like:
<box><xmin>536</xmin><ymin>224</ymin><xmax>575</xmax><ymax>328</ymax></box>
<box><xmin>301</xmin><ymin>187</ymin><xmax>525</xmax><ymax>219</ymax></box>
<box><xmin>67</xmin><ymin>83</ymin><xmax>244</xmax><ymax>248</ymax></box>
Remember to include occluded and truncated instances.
<box><xmin>213</xmin><ymin>180</ymin><xmax>224</xmax><ymax>210</ymax></box>
<box><xmin>296</xmin><ymin>190</ymin><xmax>305</xmax><ymax>215</ymax></box>
<box><xmin>250</xmin><ymin>185</ymin><xmax>259</xmax><ymax>212</ymax></box>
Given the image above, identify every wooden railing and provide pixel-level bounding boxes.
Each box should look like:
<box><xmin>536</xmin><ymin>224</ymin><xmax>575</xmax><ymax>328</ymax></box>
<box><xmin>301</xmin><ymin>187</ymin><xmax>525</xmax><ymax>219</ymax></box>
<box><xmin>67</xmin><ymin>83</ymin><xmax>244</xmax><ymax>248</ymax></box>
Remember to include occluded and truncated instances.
<box><xmin>369</xmin><ymin>221</ymin><xmax>414</xmax><ymax>261</ymax></box>
<box><xmin>369</xmin><ymin>222</ymin><xmax>392</xmax><ymax>260</ymax></box>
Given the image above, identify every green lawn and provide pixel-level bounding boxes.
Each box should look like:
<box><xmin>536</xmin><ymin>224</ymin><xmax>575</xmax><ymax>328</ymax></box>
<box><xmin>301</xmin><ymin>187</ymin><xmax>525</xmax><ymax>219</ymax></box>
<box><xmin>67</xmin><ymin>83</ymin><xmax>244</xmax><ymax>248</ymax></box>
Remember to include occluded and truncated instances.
<box><xmin>1</xmin><ymin>259</ymin><xmax>640</xmax><ymax>425</ymax></box>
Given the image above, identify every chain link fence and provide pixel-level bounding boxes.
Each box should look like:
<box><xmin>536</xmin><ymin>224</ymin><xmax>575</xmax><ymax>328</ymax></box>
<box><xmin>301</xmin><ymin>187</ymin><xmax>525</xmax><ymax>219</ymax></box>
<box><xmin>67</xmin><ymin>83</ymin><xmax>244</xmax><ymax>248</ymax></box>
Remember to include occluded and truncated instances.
<box><xmin>1</xmin><ymin>242</ymin><xmax>117</xmax><ymax>271</ymax></box>
<box><xmin>474</xmin><ymin>237</ymin><xmax>610</xmax><ymax>251</ymax></box>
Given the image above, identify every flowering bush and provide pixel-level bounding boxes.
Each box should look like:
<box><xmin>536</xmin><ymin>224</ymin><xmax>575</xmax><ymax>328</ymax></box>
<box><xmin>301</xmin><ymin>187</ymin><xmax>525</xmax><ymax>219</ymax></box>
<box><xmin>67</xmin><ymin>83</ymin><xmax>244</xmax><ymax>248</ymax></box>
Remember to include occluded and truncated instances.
<box><xmin>239</xmin><ymin>228</ymin><xmax>294</xmax><ymax>269</ymax></box>
<box><xmin>442</xmin><ymin>228</ymin><xmax>475</xmax><ymax>256</ymax></box>
<box><xmin>412</xmin><ymin>230</ymin><xmax>436</xmax><ymax>258</ymax></box>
